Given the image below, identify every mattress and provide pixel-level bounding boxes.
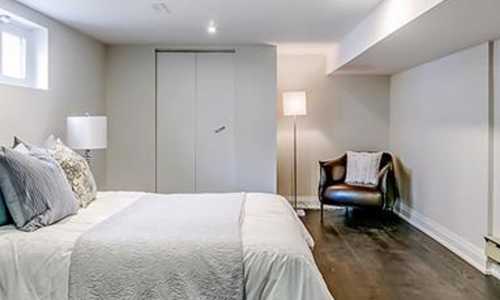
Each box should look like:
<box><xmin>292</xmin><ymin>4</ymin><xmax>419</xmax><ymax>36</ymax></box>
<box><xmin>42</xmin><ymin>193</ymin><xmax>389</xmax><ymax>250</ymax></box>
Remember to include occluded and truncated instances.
<box><xmin>0</xmin><ymin>192</ymin><xmax>333</xmax><ymax>300</ymax></box>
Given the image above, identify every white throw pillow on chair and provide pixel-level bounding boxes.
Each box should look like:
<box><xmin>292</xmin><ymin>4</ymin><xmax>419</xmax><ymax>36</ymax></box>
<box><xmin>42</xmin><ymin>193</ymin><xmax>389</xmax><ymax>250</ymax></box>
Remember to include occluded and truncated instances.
<box><xmin>345</xmin><ymin>151</ymin><xmax>383</xmax><ymax>187</ymax></box>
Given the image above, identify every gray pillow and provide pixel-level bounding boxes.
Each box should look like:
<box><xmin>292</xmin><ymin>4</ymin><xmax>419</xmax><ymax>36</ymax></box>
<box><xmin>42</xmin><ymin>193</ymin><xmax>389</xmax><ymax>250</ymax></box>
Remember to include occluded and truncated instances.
<box><xmin>14</xmin><ymin>136</ymin><xmax>98</xmax><ymax>208</ymax></box>
<box><xmin>0</xmin><ymin>147</ymin><xmax>79</xmax><ymax>231</ymax></box>
<box><xmin>0</xmin><ymin>191</ymin><xmax>11</xmax><ymax>226</ymax></box>
<box><xmin>0</xmin><ymin>144</ymin><xmax>29</xmax><ymax>226</ymax></box>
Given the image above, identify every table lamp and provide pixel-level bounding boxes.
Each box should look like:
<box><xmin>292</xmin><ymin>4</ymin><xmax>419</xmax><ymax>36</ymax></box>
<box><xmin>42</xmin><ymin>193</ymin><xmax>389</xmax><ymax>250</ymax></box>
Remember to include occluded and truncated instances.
<box><xmin>67</xmin><ymin>115</ymin><xmax>107</xmax><ymax>165</ymax></box>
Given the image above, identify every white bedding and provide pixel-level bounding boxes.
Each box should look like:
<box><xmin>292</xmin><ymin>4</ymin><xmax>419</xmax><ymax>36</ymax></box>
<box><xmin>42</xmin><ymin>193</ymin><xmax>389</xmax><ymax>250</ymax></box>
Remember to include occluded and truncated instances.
<box><xmin>0</xmin><ymin>192</ymin><xmax>333</xmax><ymax>300</ymax></box>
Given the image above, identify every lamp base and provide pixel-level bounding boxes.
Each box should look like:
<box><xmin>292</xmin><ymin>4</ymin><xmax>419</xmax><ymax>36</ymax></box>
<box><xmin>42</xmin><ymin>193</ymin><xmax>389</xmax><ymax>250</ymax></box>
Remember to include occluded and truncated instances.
<box><xmin>83</xmin><ymin>149</ymin><xmax>92</xmax><ymax>166</ymax></box>
<box><xmin>296</xmin><ymin>209</ymin><xmax>306</xmax><ymax>217</ymax></box>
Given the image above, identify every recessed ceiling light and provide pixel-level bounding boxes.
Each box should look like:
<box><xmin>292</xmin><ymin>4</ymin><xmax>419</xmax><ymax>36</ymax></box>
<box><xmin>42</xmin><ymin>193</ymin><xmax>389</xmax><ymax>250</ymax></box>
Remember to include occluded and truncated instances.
<box><xmin>0</xmin><ymin>15</ymin><xmax>12</xmax><ymax>24</ymax></box>
<box><xmin>207</xmin><ymin>22</ymin><xmax>217</xmax><ymax>34</ymax></box>
<box><xmin>151</xmin><ymin>3</ymin><xmax>171</xmax><ymax>15</ymax></box>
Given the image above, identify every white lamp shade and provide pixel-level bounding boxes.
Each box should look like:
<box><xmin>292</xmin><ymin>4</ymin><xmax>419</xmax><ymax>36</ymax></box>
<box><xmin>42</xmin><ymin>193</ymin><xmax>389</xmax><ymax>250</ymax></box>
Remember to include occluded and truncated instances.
<box><xmin>283</xmin><ymin>91</ymin><xmax>307</xmax><ymax>116</ymax></box>
<box><xmin>67</xmin><ymin>116</ymin><xmax>107</xmax><ymax>150</ymax></box>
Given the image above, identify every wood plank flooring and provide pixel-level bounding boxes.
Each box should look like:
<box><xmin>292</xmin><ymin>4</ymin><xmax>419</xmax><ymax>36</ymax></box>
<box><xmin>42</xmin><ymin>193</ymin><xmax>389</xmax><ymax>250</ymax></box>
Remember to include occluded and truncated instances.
<box><xmin>302</xmin><ymin>208</ymin><xmax>500</xmax><ymax>300</ymax></box>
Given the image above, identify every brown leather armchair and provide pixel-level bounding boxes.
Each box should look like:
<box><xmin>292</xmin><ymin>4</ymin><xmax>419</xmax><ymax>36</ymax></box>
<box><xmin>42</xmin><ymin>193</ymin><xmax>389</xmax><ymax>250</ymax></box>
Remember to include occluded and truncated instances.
<box><xmin>318</xmin><ymin>152</ymin><xmax>397</xmax><ymax>222</ymax></box>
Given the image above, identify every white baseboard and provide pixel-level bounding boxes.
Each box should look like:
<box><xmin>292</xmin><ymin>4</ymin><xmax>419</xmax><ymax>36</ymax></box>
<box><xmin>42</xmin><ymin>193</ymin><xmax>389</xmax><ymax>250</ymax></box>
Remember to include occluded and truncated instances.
<box><xmin>490</xmin><ymin>262</ymin><xmax>500</xmax><ymax>280</ymax></box>
<box><xmin>394</xmin><ymin>203</ymin><xmax>489</xmax><ymax>274</ymax></box>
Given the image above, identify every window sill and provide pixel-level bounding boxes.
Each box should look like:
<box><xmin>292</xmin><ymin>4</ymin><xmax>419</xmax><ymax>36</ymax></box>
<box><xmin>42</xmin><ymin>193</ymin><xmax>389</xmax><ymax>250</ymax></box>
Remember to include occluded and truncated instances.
<box><xmin>0</xmin><ymin>79</ymin><xmax>48</xmax><ymax>90</ymax></box>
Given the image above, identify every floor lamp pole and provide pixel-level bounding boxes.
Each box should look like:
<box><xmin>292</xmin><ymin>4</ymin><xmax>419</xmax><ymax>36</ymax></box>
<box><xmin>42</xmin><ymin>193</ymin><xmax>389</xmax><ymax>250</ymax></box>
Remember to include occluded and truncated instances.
<box><xmin>293</xmin><ymin>115</ymin><xmax>297</xmax><ymax>211</ymax></box>
<box><xmin>293</xmin><ymin>116</ymin><xmax>305</xmax><ymax>217</ymax></box>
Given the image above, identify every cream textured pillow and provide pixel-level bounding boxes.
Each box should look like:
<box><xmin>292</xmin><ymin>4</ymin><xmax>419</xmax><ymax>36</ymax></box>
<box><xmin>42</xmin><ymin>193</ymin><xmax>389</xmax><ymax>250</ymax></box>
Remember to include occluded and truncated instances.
<box><xmin>345</xmin><ymin>151</ymin><xmax>383</xmax><ymax>187</ymax></box>
<box><xmin>48</xmin><ymin>140</ymin><xmax>97</xmax><ymax>208</ymax></box>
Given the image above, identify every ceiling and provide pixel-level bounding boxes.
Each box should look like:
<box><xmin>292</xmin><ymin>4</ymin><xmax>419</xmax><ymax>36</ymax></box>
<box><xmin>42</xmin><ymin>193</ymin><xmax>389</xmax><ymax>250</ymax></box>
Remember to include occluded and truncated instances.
<box><xmin>336</xmin><ymin>0</ymin><xmax>500</xmax><ymax>75</ymax></box>
<box><xmin>14</xmin><ymin>0</ymin><xmax>383</xmax><ymax>46</ymax></box>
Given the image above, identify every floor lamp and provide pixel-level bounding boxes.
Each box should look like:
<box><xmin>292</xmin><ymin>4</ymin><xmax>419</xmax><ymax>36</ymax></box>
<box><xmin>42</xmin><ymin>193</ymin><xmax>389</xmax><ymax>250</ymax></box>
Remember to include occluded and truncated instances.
<box><xmin>283</xmin><ymin>91</ymin><xmax>307</xmax><ymax>217</ymax></box>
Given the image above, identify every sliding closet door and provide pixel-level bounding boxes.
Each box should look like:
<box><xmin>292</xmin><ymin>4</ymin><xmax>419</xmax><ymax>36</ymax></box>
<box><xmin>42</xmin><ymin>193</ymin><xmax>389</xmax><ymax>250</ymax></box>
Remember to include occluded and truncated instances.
<box><xmin>195</xmin><ymin>53</ymin><xmax>235</xmax><ymax>192</ymax></box>
<box><xmin>156</xmin><ymin>53</ymin><xmax>196</xmax><ymax>193</ymax></box>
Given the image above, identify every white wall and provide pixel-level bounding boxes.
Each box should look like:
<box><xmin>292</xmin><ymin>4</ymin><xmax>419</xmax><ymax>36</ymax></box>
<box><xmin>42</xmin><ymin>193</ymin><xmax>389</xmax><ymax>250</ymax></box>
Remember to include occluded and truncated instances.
<box><xmin>106</xmin><ymin>45</ymin><xmax>277</xmax><ymax>193</ymax></box>
<box><xmin>105</xmin><ymin>46</ymin><xmax>156</xmax><ymax>192</ymax></box>
<box><xmin>0</xmin><ymin>0</ymin><xmax>107</xmax><ymax>187</ymax></box>
<box><xmin>494</xmin><ymin>40</ymin><xmax>500</xmax><ymax>237</ymax></box>
<box><xmin>233</xmin><ymin>47</ymin><xmax>277</xmax><ymax>193</ymax></box>
<box><xmin>390</xmin><ymin>43</ymin><xmax>490</xmax><ymax>270</ymax></box>
<box><xmin>278</xmin><ymin>55</ymin><xmax>390</xmax><ymax>206</ymax></box>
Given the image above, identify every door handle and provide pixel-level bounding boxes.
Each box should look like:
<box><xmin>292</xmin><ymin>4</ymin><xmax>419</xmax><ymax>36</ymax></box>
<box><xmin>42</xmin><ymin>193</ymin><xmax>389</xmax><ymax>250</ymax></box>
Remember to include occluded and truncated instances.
<box><xmin>215</xmin><ymin>126</ymin><xmax>227</xmax><ymax>134</ymax></box>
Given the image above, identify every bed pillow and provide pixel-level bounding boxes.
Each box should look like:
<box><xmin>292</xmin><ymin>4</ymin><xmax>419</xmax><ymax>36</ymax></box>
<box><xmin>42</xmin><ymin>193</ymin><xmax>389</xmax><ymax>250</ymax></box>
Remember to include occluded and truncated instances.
<box><xmin>13</xmin><ymin>136</ymin><xmax>97</xmax><ymax>208</ymax></box>
<box><xmin>0</xmin><ymin>143</ymin><xmax>30</xmax><ymax>226</ymax></box>
<box><xmin>13</xmin><ymin>135</ymin><xmax>57</xmax><ymax>151</ymax></box>
<box><xmin>13</xmin><ymin>143</ymin><xmax>29</xmax><ymax>154</ymax></box>
<box><xmin>47</xmin><ymin>140</ymin><xmax>97</xmax><ymax>208</ymax></box>
<box><xmin>345</xmin><ymin>151</ymin><xmax>383</xmax><ymax>187</ymax></box>
<box><xmin>0</xmin><ymin>147</ymin><xmax>79</xmax><ymax>232</ymax></box>
<box><xmin>0</xmin><ymin>192</ymin><xmax>11</xmax><ymax>226</ymax></box>
<box><xmin>39</xmin><ymin>134</ymin><xmax>58</xmax><ymax>150</ymax></box>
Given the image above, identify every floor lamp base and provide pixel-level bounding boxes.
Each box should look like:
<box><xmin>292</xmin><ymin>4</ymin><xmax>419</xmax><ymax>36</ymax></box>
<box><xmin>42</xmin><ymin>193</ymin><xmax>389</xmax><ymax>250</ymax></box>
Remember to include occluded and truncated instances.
<box><xmin>296</xmin><ymin>209</ymin><xmax>306</xmax><ymax>217</ymax></box>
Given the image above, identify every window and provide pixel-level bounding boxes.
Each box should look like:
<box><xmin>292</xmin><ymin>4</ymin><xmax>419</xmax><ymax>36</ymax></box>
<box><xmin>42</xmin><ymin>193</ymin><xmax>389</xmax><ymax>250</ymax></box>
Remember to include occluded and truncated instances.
<box><xmin>0</xmin><ymin>10</ymin><xmax>48</xmax><ymax>89</ymax></box>
<box><xmin>1</xmin><ymin>27</ymin><xmax>27</xmax><ymax>80</ymax></box>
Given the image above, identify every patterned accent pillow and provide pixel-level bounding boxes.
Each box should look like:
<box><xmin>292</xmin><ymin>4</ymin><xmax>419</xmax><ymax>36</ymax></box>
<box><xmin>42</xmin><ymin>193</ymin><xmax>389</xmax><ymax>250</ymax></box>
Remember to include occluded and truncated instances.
<box><xmin>48</xmin><ymin>141</ymin><xmax>97</xmax><ymax>208</ymax></box>
<box><xmin>345</xmin><ymin>151</ymin><xmax>383</xmax><ymax>187</ymax></box>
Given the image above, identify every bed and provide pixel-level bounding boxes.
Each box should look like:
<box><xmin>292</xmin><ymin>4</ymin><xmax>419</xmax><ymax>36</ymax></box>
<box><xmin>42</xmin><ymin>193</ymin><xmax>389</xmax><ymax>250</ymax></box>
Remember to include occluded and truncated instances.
<box><xmin>0</xmin><ymin>192</ymin><xmax>333</xmax><ymax>300</ymax></box>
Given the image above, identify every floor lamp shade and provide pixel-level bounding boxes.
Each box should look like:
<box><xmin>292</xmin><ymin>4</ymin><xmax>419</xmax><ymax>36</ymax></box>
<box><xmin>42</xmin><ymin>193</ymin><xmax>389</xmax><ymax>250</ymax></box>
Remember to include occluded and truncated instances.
<box><xmin>283</xmin><ymin>91</ymin><xmax>307</xmax><ymax>116</ymax></box>
<box><xmin>67</xmin><ymin>116</ymin><xmax>108</xmax><ymax>150</ymax></box>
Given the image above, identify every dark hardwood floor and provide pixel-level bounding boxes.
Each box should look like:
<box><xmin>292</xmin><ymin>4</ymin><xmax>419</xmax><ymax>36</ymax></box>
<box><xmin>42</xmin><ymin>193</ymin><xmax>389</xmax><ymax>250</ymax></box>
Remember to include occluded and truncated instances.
<box><xmin>302</xmin><ymin>208</ymin><xmax>500</xmax><ymax>300</ymax></box>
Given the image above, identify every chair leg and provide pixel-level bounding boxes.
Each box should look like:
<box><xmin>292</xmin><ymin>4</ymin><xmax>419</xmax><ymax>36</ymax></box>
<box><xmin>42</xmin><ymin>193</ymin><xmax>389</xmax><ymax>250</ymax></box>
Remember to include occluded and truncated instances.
<box><xmin>320</xmin><ymin>203</ymin><xmax>324</xmax><ymax>223</ymax></box>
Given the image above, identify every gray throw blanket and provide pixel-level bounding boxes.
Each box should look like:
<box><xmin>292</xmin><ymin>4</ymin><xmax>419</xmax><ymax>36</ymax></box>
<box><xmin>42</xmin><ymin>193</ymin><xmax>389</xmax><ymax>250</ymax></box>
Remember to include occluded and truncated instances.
<box><xmin>69</xmin><ymin>193</ymin><xmax>245</xmax><ymax>300</ymax></box>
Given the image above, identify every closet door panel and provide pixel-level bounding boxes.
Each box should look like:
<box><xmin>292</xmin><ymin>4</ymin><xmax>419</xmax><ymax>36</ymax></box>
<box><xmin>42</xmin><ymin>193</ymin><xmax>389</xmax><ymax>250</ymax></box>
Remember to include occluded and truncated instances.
<box><xmin>156</xmin><ymin>53</ymin><xmax>196</xmax><ymax>193</ymax></box>
<box><xmin>195</xmin><ymin>53</ymin><xmax>235</xmax><ymax>192</ymax></box>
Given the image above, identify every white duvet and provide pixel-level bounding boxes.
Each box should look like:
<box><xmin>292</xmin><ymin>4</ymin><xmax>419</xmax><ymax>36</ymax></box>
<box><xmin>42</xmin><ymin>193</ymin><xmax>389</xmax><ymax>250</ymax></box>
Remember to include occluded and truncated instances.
<box><xmin>0</xmin><ymin>192</ymin><xmax>333</xmax><ymax>300</ymax></box>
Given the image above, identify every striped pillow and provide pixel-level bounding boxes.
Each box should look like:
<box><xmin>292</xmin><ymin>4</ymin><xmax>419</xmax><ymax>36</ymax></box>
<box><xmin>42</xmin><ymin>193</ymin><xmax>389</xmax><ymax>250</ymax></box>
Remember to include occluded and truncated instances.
<box><xmin>0</xmin><ymin>147</ymin><xmax>79</xmax><ymax>231</ymax></box>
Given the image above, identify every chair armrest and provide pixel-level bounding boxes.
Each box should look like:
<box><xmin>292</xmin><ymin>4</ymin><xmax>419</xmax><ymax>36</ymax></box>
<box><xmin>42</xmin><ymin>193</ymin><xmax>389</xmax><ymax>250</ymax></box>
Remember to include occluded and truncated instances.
<box><xmin>378</xmin><ymin>163</ymin><xmax>392</xmax><ymax>192</ymax></box>
<box><xmin>378</xmin><ymin>162</ymin><xmax>395</xmax><ymax>209</ymax></box>
<box><xmin>318</xmin><ymin>155</ymin><xmax>347</xmax><ymax>200</ymax></box>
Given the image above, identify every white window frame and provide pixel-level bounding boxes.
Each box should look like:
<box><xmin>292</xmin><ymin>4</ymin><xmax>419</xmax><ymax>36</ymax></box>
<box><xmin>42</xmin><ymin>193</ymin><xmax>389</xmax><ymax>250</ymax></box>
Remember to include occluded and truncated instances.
<box><xmin>0</xmin><ymin>22</ymin><xmax>29</xmax><ymax>86</ymax></box>
<box><xmin>0</xmin><ymin>10</ymin><xmax>48</xmax><ymax>90</ymax></box>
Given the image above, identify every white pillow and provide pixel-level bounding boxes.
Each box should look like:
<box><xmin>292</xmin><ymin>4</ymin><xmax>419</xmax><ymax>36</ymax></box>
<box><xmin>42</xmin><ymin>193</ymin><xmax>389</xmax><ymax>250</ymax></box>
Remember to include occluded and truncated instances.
<box><xmin>345</xmin><ymin>151</ymin><xmax>383</xmax><ymax>187</ymax></box>
<box><xmin>13</xmin><ymin>143</ymin><xmax>29</xmax><ymax>154</ymax></box>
